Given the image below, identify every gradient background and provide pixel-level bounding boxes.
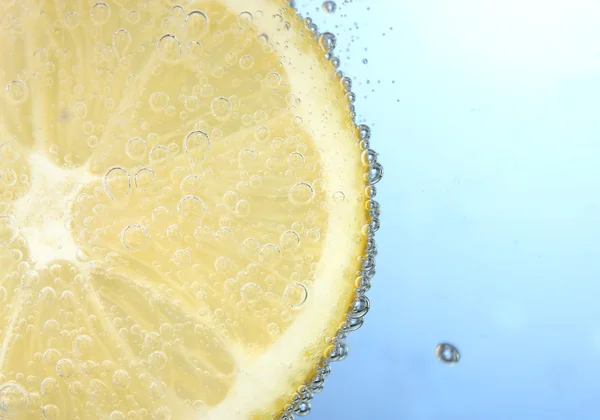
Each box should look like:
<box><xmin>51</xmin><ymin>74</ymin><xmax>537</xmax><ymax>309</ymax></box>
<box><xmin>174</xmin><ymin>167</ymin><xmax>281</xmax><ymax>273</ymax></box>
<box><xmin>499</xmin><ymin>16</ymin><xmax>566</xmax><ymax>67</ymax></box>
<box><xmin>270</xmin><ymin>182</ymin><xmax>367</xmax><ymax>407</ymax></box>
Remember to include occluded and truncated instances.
<box><xmin>294</xmin><ymin>1</ymin><xmax>600</xmax><ymax>419</ymax></box>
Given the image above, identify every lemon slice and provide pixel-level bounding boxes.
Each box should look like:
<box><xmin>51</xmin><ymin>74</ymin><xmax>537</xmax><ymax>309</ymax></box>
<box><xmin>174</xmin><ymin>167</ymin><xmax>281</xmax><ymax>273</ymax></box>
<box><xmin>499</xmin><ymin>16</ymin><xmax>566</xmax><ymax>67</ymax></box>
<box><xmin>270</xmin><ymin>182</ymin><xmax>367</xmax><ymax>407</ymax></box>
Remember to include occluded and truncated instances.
<box><xmin>0</xmin><ymin>0</ymin><xmax>381</xmax><ymax>419</ymax></box>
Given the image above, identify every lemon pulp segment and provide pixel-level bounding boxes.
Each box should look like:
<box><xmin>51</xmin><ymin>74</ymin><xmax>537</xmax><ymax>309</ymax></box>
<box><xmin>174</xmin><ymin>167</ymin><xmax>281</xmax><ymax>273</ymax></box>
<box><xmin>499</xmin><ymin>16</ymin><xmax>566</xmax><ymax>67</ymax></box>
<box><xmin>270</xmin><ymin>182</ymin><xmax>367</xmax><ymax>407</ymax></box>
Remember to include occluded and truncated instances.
<box><xmin>0</xmin><ymin>0</ymin><xmax>370</xmax><ymax>419</ymax></box>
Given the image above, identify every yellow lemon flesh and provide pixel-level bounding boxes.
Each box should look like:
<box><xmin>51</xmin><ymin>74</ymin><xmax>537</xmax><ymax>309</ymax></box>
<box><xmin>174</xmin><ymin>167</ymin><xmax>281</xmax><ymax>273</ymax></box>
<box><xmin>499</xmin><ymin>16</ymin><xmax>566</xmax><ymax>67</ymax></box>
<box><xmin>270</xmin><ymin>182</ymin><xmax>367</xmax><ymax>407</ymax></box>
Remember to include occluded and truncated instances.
<box><xmin>0</xmin><ymin>0</ymin><xmax>371</xmax><ymax>418</ymax></box>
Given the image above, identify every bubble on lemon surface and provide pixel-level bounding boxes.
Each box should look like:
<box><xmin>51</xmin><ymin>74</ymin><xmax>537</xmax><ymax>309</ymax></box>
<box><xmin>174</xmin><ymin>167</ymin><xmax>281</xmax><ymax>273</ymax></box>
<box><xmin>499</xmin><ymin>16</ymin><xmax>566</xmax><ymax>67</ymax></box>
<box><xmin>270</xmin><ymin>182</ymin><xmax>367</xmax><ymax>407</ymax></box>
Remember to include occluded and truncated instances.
<box><xmin>0</xmin><ymin>383</ymin><xmax>27</xmax><ymax>416</ymax></box>
<box><xmin>42</xmin><ymin>404</ymin><xmax>60</xmax><ymax>419</ymax></box>
<box><xmin>104</xmin><ymin>167</ymin><xmax>131</xmax><ymax>200</ymax></box>
<box><xmin>280</xmin><ymin>230</ymin><xmax>300</xmax><ymax>250</ymax></box>
<box><xmin>241</xmin><ymin>283</ymin><xmax>261</xmax><ymax>302</ymax></box>
<box><xmin>134</xmin><ymin>168</ymin><xmax>156</xmax><ymax>191</ymax></box>
<box><xmin>211</xmin><ymin>97</ymin><xmax>232</xmax><ymax>120</ymax></box>
<box><xmin>289</xmin><ymin>182</ymin><xmax>314</xmax><ymax>204</ymax></box>
<box><xmin>56</xmin><ymin>358</ymin><xmax>75</xmax><ymax>378</ymax></box>
<box><xmin>126</xmin><ymin>137</ymin><xmax>147</xmax><ymax>160</ymax></box>
<box><xmin>186</xmin><ymin>10</ymin><xmax>209</xmax><ymax>39</ymax></box>
<box><xmin>121</xmin><ymin>224</ymin><xmax>150</xmax><ymax>250</ymax></box>
<box><xmin>259</xmin><ymin>244</ymin><xmax>281</xmax><ymax>265</ymax></box>
<box><xmin>0</xmin><ymin>142</ymin><xmax>18</xmax><ymax>162</ymax></box>
<box><xmin>284</xmin><ymin>282</ymin><xmax>308</xmax><ymax>308</ymax></box>
<box><xmin>5</xmin><ymin>80</ymin><xmax>28</xmax><ymax>104</ymax></box>
<box><xmin>0</xmin><ymin>216</ymin><xmax>17</xmax><ymax>245</ymax></box>
<box><xmin>318</xmin><ymin>32</ymin><xmax>336</xmax><ymax>51</ymax></box>
<box><xmin>184</xmin><ymin>130</ymin><xmax>210</xmax><ymax>165</ymax></box>
<box><xmin>112</xmin><ymin>29</ymin><xmax>132</xmax><ymax>57</ymax></box>
<box><xmin>178</xmin><ymin>195</ymin><xmax>206</xmax><ymax>220</ymax></box>
<box><xmin>90</xmin><ymin>2</ymin><xmax>111</xmax><ymax>25</ymax></box>
<box><xmin>149</xmin><ymin>92</ymin><xmax>170</xmax><ymax>112</ymax></box>
<box><xmin>158</xmin><ymin>34</ymin><xmax>182</xmax><ymax>62</ymax></box>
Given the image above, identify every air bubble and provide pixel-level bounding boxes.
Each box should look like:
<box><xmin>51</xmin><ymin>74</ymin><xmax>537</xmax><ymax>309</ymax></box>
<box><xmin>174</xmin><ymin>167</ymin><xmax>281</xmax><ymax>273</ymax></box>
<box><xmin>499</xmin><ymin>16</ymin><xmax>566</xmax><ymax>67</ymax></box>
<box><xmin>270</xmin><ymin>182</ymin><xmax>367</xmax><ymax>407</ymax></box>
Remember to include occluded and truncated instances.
<box><xmin>5</xmin><ymin>80</ymin><xmax>28</xmax><ymax>104</ymax></box>
<box><xmin>239</xmin><ymin>55</ymin><xmax>254</xmax><ymax>69</ymax></box>
<box><xmin>280</xmin><ymin>230</ymin><xmax>300</xmax><ymax>250</ymax></box>
<box><xmin>0</xmin><ymin>216</ymin><xmax>17</xmax><ymax>245</ymax></box>
<box><xmin>112</xmin><ymin>29</ymin><xmax>132</xmax><ymax>57</ymax></box>
<box><xmin>436</xmin><ymin>343</ymin><xmax>460</xmax><ymax>364</ymax></box>
<box><xmin>0</xmin><ymin>383</ymin><xmax>27</xmax><ymax>416</ymax></box>
<box><xmin>288</xmin><ymin>152</ymin><xmax>305</xmax><ymax>169</ymax></box>
<box><xmin>322</xmin><ymin>1</ymin><xmax>337</xmax><ymax>14</ymax></box>
<box><xmin>149</xmin><ymin>145</ymin><xmax>170</xmax><ymax>166</ymax></box>
<box><xmin>121</xmin><ymin>224</ymin><xmax>150</xmax><ymax>250</ymax></box>
<box><xmin>149</xmin><ymin>351</ymin><xmax>167</xmax><ymax>370</ymax></box>
<box><xmin>178</xmin><ymin>195</ymin><xmax>206</xmax><ymax>220</ymax></box>
<box><xmin>259</xmin><ymin>244</ymin><xmax>281</xmax><ymax>265</ymax></box>
<box><xmin>318</xmin><ymin>32</ymin><xmax>336</xmax><ymax>52</ymax></box>
<box><xmin>180</xmin><ymin>175</ymin><xmax>203</xmax><ymax>194</ymax></box>
<box><xmin>173</xmin><ymin>249</ymin><xmax>191</xmax><ymax>267</ymax></box>
<box><xmin>0</xmin><ymin>168</ymin><xmax>16</xmax><ymax>186</ymax></box>
<box><xmin>104</xmin><ymin>167</ymin><xmax>131</xmax><ymax>200</ymax></box>
<box><xmin>267</xmin><ymin>323</ymin><xmax>280</xmax><ymax>335</ymax></box>
<box><xmin>284</xmin><ymin>282</ymin><xmax>308</xmax><ymax>308</ymax></box>
<box><xmin>42</xmin><ymin>404</ymin><xmax>60</xmax><ymax>419</ymax></box>
<box><xmin>241</xmin><ymin>283</ymin><xmax>261</xmax><ymax>302</ymax></box>
<box><xmin>289</xmin><ymin>182</ymin><xmax>314</xmax><ymax>204</ymax></box>
<box><xmin>150</xmin><ymin>381</ymin><xmax>167</xmax><ymax>400</ymax></box>
<box><xmin>186</xmin><ymin>11</ymin><xmax>208</xmax><ymax>39</ymax></box>
<box><xmin>158</xmin><ymin>34</ymin><xmax>182</xmax><ymax>62</ymax></box>
<box><xmin>211</xmin><ymin>97</ymin><xmax>232</xmax><ymax>120</ymax></box>
<box><xmin>64</xmin><ymin>11</ymin><xmax>80</xmax><ymax>30</ymax></box>
<box><xmin>183</xmin><ymin>130</ymin><xmax>210</xmax><ymax>165</ymax></box>
<box><xmin>112</xmin><ymin>369</ymin><xmax>131</xmax><ymax>389</ymax></box>
<box><xmin>149</xmin><ymin>91</ymin><xmax>169</xmax><ymax>112</ymax></box>
<box><xmin>56</xmin><ymin>359</ymin><xmax>74</xmax><ymax>378</ymax></box>
<box><xmin>187</xmin><ymin>41</ymin><xmax>204</xmax><ymax>60</ymax></box>
<box><xmin>134</xmin><ymin>168</ymin><xmax>156</xmax><ymax>191</ymax></box>
<box><xmin>0</xmin><ymin>142</ymin><xmax>18</xmax><ymax>161</ymax></box>
<box><xmin>90</xmin><ymin>2</ymin><xmax>111</xmax><ymax>25</ymax></box>
<box><xmin>126</xmin><ymin>137</ymin><xmax>147</xmax><ymax>160</ymax></box>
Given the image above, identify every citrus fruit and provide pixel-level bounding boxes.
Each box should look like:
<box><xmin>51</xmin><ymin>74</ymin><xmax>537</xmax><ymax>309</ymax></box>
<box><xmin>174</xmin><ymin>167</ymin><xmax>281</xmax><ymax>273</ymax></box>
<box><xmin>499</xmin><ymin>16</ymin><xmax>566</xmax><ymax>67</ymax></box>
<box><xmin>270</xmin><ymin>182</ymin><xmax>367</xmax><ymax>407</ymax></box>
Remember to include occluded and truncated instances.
<box><xmin>0</xmin><ymin>0</ymin><xmax>381</xmax><ymax>418</ymax></box>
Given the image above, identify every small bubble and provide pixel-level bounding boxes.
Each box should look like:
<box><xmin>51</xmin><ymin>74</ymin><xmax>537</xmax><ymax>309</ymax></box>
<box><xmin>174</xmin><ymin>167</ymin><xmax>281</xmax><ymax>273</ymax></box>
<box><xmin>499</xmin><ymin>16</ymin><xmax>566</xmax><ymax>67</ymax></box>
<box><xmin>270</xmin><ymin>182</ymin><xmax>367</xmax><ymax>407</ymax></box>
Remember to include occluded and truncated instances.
<box><xmin>289</xmin><ymin>182</ymin><xmax>314</xmax><ymax>204</ymax></box>
<box><xmin>144</xmin><ymin>332</ymin><xmax>162</xmax><ymax>350</ymax></box>
<box><xmin>238</xmin><ymin>11</ymin><xmax>253</xmax><ymax>27</ymax></box>
<box><xmin>90</xmin><ymin>2</ymin><xmax>111</xmax><ymax>25</ymax></box>
<box><xmin>158</xmin><ymin>34</ymin><xmax>182</xmax><ymax>62</ymax></box>
<box><xmin>39</xmin><ymin>286</ymin><xmax>57</xmax><ymax>303</ymax></box>
<box><xmin>180</xmin><ymin>175</ymin><xmax>203</xmax><ymax>194</ymax></box>
<box><xmin>109</xmin><ymin>412</ymin><xmax>126</xmax><ymax>420</ymax></box>
<box><xmin>186</xmin><ymin>41</ymin><xmax>204</xmax><ymax>59</ymax></box>
<box><xmin>40</xmin><ymin>378</ymin><xmax>58</xmax><ymax>395</ymax></box>
<box><xmin>184</xmin><ymin>131</ymin><xmax>210</xmax><ymax>165</ymax></box>
<box><xmin>134</xmin><ymin>168</ymin><xmax>156</xmax><ymax>191</ymax></box>
<box><xmin>127</xmin><ymin>10</ymin><xmax>140</xmax><ymax>24</ymax></box>
<box><xmin>42</xmin><ymin>404</ymin><xmax>60</xmax><ymax>419</ymax></box>
<box><xmin>241</xmin><ymin>283</ymin><xmax>261</xmax><ymax>302</ymax></box>
<box><xmin>178</xmin><ymin>195</ymin><xmax>206</xmax><ymax>220</ymax></box>
<box><xmin>148</xmin><ymin>351</ymin><xmax>168</xmax><ymax>370</ymax></box>
<box><xmin>149</xmin><ymin>91</ymin><xmax>169</xmax><ymax>112</ymax></box>
<box><xmin>318</xmin><ymin>32</ymin><xmax>336</xmax><ymax>52</ymax></box>
<box><xmin>235</xmin><ymin>200</ymin><xmax>251</xmax><ymax>218</ymax></box>
<box><xmin>322</xmin><ymin>1</ymin><xmax>337</xmax><ymax>14</ymax></box>
<box><xmin>0</xmin><ymin>383</ymin><xmax>27</xmax><ymax>415</ymax></box>
<box><xmin>149</xmin><ymin>145</ymin><xmax>170</xmax><ymax>166</ymax></box>
<box><xmin>20</xmin><ymin>267</ymin><xmax>38</xmax><ymax>288</ymax></box>
<box><xmin>211</xmin><ymin>97</ymin><xmax>232</xmax><ymax>120</ymax></box>
<box><xmin>288</xmin><ymin>152</ymin><xmax>304</xmax><ymax>169</ymax></box>
<box><xmin>121</xmin><ymin>224</ymin><xmax>150</xmax><ymax>251</ymax></box>
<box><xmin>150</xmin><ymin>381</ymin><xmax>167</xmax><ymax>400</ymax></box>
<box><xmin>104</xmin><ymin>167</ymin><xmax>131</xmax><ymax>200</ymax></box>
<box><xmin>186</xmin><ymin>11</ymin><xmax>208</xmax><ymax>39</ymax></box>
<box><xmin>239</xmin><ymin>55</ymin><xmax>254</xmax><ymax>70</ymax></box>
<box><xmin>0</xmin><ymin>168</ymin><xmax>16</xmax><ymax>186</ymax></box>
<box><xmin>64</xmin><ymin>11</ymin><xmax>80</xmax><ymax>29</ymax></box>
<box><xmin>173</xmin><ymin>249</ymin><xmax>191</xmax><ymax>267</ymax></box>
<box><xmin>266</xmin><ymin>72</ymin><xmax>281</xmax><ymax>88</ymax></box>
<box><xmin>333</xmin><ymin>191</ymin><xmax>345</xmax><ymax>202</ymax></box>
<box><xmin>56</xmin><ymin>359</ymin><xmax>74</xmax><ymax>378</ymax></box>
<box><xmin>254</xmin><ymin>126</ymin><xmax>270</xmax><ymax>143</ymax></box>
<box><xmin>214</xmin><ymin>256</ymin><xmax>232</xmax><ymax>273</ymax></box>
<box><xmin>259</xmin><ymin>244</ymin><xmax>281</xmax><ymax>265</ymax></box>
<box><xmin>280</xmin><ymin>230</ymin><xmax>300</xmax><ymax>250</ymax></box>
<box><xmin>0</xmin><ymin>142</ymin><xmax>18</xmax><ymax>161</ymax></box>
<box><xmin>436</xmin><ymin>343</ymin><xmax>460</xmax><ymax>365</ymax></box>
<box><xmin>112</xmin><ymin>29</ymin><xmax>132</xmax><ymax>57</ymax></box>
<box><xmin>112</xmin><ymin>369</ymin><xmax>131</xmax><ymax>389</ymax></box>
<box><xmin>125</xmin><ymin>137</ymin><xmax>147</xmax><ymax>161</ymax></box>
<box><xmin>284</xmin><ymin>282</ymin><xmax>308</xmax><ymax>308</ymax></box>
<box><xmin>267</xmin><ymin>323</ymin><xmax>280</xmax><ymax>335</ymax></box>
<box><xmin>0</xmin><ymin>216</ymin><xmax>19</xmax><ymax>245</ymax></box>
<box><xmin>5</xmin><ymin>80</ymin><xmax>28</xmax><ymax>104</ymax></box>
